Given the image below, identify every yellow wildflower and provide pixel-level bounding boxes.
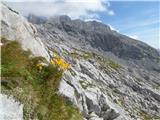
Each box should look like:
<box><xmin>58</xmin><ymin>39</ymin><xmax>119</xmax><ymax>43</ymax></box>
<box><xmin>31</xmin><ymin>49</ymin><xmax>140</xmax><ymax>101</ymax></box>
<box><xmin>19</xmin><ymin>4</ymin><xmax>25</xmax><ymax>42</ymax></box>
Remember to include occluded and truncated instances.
<box><xmin>36</xmin><ymin>63</ymin><xmax>44</xmax><ymax>71</ymax></box>
<box><xmin>50</xmin><ymin>51</ymin><xmax>71</xmax><ymax>71</ymax></box>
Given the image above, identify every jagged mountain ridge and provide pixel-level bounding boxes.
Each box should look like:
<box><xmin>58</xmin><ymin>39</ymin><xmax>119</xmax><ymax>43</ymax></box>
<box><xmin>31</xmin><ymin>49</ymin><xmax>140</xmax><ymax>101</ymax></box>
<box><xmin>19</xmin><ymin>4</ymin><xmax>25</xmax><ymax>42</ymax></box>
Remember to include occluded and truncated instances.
<box><xmin>28</xmin><ymin>14</ymin><xmax>160</xmax><ymax>75</ymax></box>
<box><xmin>28</xmin><ymin>14</ymin><xmax>159</xmax><ymax>61</ymax></box>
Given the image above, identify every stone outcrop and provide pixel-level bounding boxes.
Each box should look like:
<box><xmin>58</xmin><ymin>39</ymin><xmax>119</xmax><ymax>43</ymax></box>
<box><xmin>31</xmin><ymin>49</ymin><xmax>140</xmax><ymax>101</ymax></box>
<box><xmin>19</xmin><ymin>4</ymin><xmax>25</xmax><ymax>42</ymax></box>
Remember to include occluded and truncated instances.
<box><xmin>1</xmin><ymin>3</ymin><xmax>49</xmax><ymax>61</ymax></box>
<box><xmin>0</xmin><ymin>94</ymin><xmax>23</xmax><ymax>120</ymax></box>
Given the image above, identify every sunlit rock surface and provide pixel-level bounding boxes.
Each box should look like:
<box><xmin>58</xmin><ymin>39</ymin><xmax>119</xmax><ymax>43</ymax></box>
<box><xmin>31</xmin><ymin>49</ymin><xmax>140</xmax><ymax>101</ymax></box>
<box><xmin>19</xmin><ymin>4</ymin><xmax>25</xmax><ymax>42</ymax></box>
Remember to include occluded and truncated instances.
<box><xmin>1</xmin><ymin>3</ymin><xmax>49</xmax><ymax>61</ymax></box>
<box><xmin>0</xmin><ymin>94</ymin><xmax>23</xmax><ymax>120</ymax></box>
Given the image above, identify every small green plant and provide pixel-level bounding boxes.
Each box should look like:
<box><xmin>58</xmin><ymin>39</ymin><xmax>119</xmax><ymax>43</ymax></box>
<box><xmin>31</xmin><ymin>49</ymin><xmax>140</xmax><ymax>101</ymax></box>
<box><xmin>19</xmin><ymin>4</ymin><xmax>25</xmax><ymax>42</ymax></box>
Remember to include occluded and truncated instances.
<box><xmin>69</xmin><ymin>49</ymin><xmax>93</xmax><ymax>60</ymax></box>
<box><xmin>79</xmin><ymin>80</ymin><xmax>88</xmax><ymax>89</ymax></box>
<box><xmin>139</xmin><ymin>110</ymin><xmax>160</xmax><ymax>120</ymax></box>
<box><xmin>116</xmin><ymin>99</ymin><xmax>125</xmax><ymax>108</ymax></box>
<box><xmin>70</xmin><ymin>51</ymin><xmax>80</xmax><ymax>58</ymax></box>
<box><xmin>82</xmin><ymin>52</ymin><xmax>93</xmax><ymax>59</ymax></box>
<box><xmin>79</xmin><ymin>80</ymin><xmax>95</xmax><ymax>89</ymax></box>
<box><xmin>108</xmin><ymin>60</ymin><xmax>121</xmax><ymax>71</ymax></box>
<box><xmin>69</xmin><ymin>69</ymin><xmax>77</xmax><ymax>76</ymax></box>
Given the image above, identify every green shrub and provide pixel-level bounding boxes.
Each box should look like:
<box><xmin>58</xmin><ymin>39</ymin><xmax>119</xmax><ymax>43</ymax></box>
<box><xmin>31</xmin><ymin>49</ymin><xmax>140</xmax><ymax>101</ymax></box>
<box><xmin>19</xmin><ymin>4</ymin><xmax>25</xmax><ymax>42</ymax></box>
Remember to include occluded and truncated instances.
<box><xmin>1</xmin><ymin>40</ymin><xmax>83</xmax><ymax>120</ymax></box>
<box><xmin>1</xmin><ymin>41</ymin><xmax>30</xmax><ymax>77</ymax></box>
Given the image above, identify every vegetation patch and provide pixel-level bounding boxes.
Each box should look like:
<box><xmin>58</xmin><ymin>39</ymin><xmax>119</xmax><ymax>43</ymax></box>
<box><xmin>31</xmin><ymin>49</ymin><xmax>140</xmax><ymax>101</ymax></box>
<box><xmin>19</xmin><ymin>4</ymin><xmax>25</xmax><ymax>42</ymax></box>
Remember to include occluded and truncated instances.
<box><xmin>69</xmin><ymin>48</ymin><xmax>93</xmax><ymax>60</ymax></box>
<box><xmin>1</xmin><ymin>39</ymin><xmax>83</xmax><ymax>120</ymax></box>
<box><xmin>114</xmin><ymin>98</ymin><xmax>125</xmax><ymax>108</ymax></box>
<box><xmin>132</xmin><ymin>107</ymin><xmax>160</xmax><ymax>120</ymax></box>
<box><xmin>92</xmin><ymin>52</ymin><xmax>121</xmax><ymax>72</ymax></box>
<box><xmin>70</xmin><ymin>51</ymin><xmax>80</xmax><ymax>59</ymax></box>
<box><xmin>108</xmin><ymin>60</ymin><xmax>121</xmax><ymax>71</ymax></box>
<box><xmin>69</xmin><ymin>69</ymin><xmax>77</xmax><ymax>76</ymax></box>
<box><xmin>139</xmin><ymin>110</ymin><xmax>160</xmax><ymax>120</ymax></box>
<box><xmin>50</xmin><ymin>52</ymin><xmax>71</xmax><ymax>71</ymax></box>
<box><xmin>79</xmin><ymin>80</ymin><xmax>95</xmax><ymax>89</ymax></box>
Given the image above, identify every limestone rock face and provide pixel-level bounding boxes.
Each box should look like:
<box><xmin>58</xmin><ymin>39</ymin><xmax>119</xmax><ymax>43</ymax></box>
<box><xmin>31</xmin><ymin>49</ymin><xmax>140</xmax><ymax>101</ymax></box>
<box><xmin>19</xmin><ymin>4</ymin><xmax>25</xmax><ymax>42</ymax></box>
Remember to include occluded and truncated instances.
<box><xmin>34</xmin><ymin>14</ymin><xmax>160</xmax><ymax>118</ymax></box>
<box><xmin>0</xmin><ymin>94</ymin><xmax>23</xmax><ymax>120</ymax></box>
<box><xmin>1</xmin><ymin>3</ymin><xmax>49</xmax><ymax>61</ymax></box>
<box><xmin>56</xmin><ymin>43</ymin><xmax>160</xmax><ymax>120</ymax></box>
<box><xmin>58</xmin><ymin>59</ymin><xmax>132</xmax><ymax>120</ymax></box>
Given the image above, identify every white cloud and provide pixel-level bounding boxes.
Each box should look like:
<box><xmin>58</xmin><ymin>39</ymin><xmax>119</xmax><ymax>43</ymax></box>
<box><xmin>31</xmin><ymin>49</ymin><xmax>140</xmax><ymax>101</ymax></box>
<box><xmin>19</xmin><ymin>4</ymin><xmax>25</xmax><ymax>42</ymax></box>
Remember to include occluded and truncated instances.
<box><xmin>108</xmin><ymin>10</ymin><xmax>115</xmax><ymax>16</ymax></box>
<box><xmin>4</xmin><ymin>0</ymin><xmax>114</xmax><ymax>20</ymax></box>
<box><xmin>85</xmin><ymin>18</ymin><xmax>102</xmax><ymax>23</ymax></box>
<box><xmin>3</xmin><ymin>0</ymin><xmax>155</xmax><ymax>1</ymax></box>
<box><xmin>108</xmin><ymin>24</ymin><xmax>119</xmax><ymax>32</ymax></box>
<box><xmin>129</xmin><ymin>35</ymin><xmax>139</xmax><ymax>39</ymax></box>
<box><xmin>3</xmin><ymin>0</ymin><xmax>58</xmax><ymax>2</ymax></box>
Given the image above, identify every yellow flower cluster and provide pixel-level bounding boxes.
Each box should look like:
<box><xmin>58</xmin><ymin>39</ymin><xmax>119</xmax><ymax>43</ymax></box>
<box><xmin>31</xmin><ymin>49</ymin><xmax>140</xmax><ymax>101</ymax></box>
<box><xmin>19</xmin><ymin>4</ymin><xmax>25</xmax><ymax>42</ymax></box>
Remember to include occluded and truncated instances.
<box><xmin>50</xmin><ymin>52</ymin><xmax>71</xmax><ymax>71</ymax></box>
<box><xmin>36</xmin><ymin>63</ymin><xmax>44</xmax><ymax>71</ymax></box>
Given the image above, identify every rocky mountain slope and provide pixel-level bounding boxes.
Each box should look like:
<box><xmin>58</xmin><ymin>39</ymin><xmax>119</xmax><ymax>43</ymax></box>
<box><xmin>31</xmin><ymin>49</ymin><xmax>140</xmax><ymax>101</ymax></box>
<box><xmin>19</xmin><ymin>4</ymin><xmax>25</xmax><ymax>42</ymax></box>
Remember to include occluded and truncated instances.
<box><xmin>30</xmin><ymin>15</ymin><xmax>160</xmax><ymax>120</ymax></box>
<box><xmin>1</xmin><ymin>3</ymin><xmax>160</xmax><ymax>120</ymax></box>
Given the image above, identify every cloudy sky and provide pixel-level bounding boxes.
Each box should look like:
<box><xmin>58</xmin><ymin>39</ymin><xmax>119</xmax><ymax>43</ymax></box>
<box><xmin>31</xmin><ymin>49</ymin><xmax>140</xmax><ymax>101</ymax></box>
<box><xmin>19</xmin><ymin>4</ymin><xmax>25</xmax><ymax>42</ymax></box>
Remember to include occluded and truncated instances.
<box><xmin>3</xmin><ymin>0</ymin><xmax>160</xmax><ymax>49</ymax></box>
